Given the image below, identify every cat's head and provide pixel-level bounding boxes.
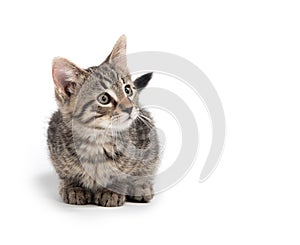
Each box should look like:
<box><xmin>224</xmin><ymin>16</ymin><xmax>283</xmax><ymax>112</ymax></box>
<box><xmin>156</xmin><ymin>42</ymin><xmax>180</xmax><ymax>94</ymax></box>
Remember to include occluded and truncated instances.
<box><xmin>52</xmin><ymin>35</ymin><xmax>152</xmax><ymax>131</ymax></box>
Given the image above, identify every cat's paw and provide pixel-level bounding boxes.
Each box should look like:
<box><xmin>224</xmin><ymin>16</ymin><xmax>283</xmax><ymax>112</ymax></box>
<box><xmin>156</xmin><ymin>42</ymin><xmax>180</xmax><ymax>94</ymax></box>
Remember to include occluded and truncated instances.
<box><xmin>94</xmin><ymin>189</ymin><xmax>126</xmax><ymax>207</ymax></box>
<box><xmin>126</xmin><ymin>185</ymin><xmax>154</xmax><ymax>203</ymax></box>
<box><xmin>59</xmin><ymin>186</ymin><xmax>93</xmax><ymax>205</ymax></box>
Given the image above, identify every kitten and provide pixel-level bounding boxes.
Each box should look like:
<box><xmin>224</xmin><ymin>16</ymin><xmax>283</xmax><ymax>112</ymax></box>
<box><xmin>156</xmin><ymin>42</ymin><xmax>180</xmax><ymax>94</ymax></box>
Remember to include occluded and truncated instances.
<box><xmin>47</xmin><ymin>35</ymin><xmax>160</xmax><ymax>207</ymax></box>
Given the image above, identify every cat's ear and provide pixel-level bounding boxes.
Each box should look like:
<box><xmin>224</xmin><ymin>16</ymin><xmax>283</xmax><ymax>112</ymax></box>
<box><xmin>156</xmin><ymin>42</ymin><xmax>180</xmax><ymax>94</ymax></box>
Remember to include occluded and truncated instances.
<box><xmin>134</xmin><ymin>72</ymin><xmax>153</xmax><ymax>91</ymax></box>
<box><xmin>105</xmin><ymin>35</ymin><xmax>127</xmax><ymax>69</ymax></box>
<box><xmin>52</xmin><ymin>57</ymin><xmax>88</xmax><ymax>98</ymax></box>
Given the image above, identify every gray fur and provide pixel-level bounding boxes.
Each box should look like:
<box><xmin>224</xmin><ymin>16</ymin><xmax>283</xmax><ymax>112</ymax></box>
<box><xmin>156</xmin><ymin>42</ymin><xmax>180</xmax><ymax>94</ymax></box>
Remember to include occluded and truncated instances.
<box><xmin>47</xmin><ymin>35</ymin><xmax>160</xmax><ymax>207</ymax></box>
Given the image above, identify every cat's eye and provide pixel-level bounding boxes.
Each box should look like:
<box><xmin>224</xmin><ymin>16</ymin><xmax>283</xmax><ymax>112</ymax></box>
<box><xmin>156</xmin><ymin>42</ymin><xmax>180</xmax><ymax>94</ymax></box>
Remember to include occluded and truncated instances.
<box><xmin>124</xmin><ymin>85</ymin><xmax>133</xmax><ymax>96</ymax></box>
<box><xmin>98</xmin><ymin>93</ymin><xmax>111</xmax><ymax>105</ymax></box>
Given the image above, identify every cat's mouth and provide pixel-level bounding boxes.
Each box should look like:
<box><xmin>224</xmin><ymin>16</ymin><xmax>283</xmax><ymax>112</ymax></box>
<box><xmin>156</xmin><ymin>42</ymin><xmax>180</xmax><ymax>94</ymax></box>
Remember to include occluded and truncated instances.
<box><xmin>112</xmin><ymin>109</ymin><xmax>138</xmax><ymax>125</ymax></box>
<box><xmin>110</xmin><ymin>113</ymin><xmax>134</xmax><ymax>130</ymax></box>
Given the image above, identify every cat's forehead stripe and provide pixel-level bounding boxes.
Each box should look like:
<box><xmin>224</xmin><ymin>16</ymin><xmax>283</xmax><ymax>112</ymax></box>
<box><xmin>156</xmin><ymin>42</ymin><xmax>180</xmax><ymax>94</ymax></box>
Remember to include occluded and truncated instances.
<box><xmin>101</xmin><ymin>79</ymin><xmax>111</xmax><ymax>89</ymax></box>
<box><xmin>107</xmin><ymin>89</ymin><xmax>118</xmax><ymax>102</ymax></box>
<box><xmin>101</xmin><ymin>66</ymin><xmax>118</xmax><ymax>80</ymax></box>
<box><xmin>99</xmin><ymin>80</ymin><xmax>108</xmax><ymax>89</ymax></box>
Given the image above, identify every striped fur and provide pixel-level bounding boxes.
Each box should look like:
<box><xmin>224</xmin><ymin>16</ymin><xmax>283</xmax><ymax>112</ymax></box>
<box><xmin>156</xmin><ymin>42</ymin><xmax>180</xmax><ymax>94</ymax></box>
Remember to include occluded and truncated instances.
<box><xmin>47</xmin><ymin>35</ymin><xmax>160</xmax><ymax>207</ymax></box>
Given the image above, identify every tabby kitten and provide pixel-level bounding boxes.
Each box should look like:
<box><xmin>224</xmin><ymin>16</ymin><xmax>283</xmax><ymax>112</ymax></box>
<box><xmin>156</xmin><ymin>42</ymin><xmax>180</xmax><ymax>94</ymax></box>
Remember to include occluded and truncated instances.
<box><xmin>47</xmin><ymin>35</ymin><xmax>160</xmax><ymax>207</ymax></box>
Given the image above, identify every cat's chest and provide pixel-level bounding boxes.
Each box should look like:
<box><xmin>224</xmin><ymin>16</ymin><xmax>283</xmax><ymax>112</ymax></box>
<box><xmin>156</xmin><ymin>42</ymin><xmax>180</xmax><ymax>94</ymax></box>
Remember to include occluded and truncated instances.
<box><xmin>75</xmin><ymin>137</ymin><xmax>114</xmax><ymax>164</ymax></box>
<box><xmin>75</xmin><ymin>136</ymin><xmax>122</xmax><ymax>189</ymax></box>
<box><xmin>80</xmin><ymin>160</ymin><xmax>121</xmax><ymax>190</ymax></box>
<box><xmin>73</xmin><ymin>128</ymin><xmax>111</xmax><ymax>158</ymax></box>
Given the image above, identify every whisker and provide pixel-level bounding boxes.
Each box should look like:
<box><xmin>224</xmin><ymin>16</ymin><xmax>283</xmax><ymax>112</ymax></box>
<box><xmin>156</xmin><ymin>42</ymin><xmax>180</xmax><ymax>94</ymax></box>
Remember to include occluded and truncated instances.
<box><xmin>139</xmin><ymin>114</ymin><xmax>153</xmax><ymax>124</ymax></box>
<box><xmin>137</xmin><ymin>115</ymin><xmax>153</xmax><ymax>130</ymax></box>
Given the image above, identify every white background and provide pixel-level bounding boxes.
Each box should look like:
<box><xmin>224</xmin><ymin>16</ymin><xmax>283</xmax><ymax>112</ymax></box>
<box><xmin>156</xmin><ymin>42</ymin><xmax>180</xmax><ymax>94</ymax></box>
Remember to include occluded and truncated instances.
<box><xmin>0</xmin><ymin>0</ymin><xmax>299</xmax><ymax>244</ymax></box>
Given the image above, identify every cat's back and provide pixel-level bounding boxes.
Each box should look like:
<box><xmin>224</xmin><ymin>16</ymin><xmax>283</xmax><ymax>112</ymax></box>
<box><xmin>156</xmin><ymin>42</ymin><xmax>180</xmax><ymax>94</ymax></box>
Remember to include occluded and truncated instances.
<box><xmin>47</xmin><ymin>110</ymin><xmax>63</xmax><ymax>143</ymax></box>
<box><xmin>47</xmin><ymin>110</ymin><xmax>73</xmax><ymax>156</ymax></box>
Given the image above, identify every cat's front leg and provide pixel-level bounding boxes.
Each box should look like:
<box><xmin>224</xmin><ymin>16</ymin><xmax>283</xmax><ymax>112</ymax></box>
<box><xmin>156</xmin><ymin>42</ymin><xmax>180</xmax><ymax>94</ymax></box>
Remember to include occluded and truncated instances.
<box><xmin>126</xmin><ymin>181</ymin><xmax>154</xmax><ymax>203</ymax></box>
<box><xmin>94</xmin><ymin>188</ymin><xmax>126</xmax><ymax>207</ymax></box>
<box><xmin>59</xmin><ymin>180</ymin><xmax>93</xmax><ymax>205</ymax></box>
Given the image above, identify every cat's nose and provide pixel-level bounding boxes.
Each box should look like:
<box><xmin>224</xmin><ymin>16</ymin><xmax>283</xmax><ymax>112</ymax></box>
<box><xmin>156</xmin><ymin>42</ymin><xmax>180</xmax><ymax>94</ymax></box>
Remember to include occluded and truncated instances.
<box><xmin>122</xmin><ymin>106</ymin><xmax>133</xmax><ymax>115</ymax></box>
<box><xmin>119</xmin><ymin>103</ymin><xmax>133</xmax><ymax>114</ymax></box>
